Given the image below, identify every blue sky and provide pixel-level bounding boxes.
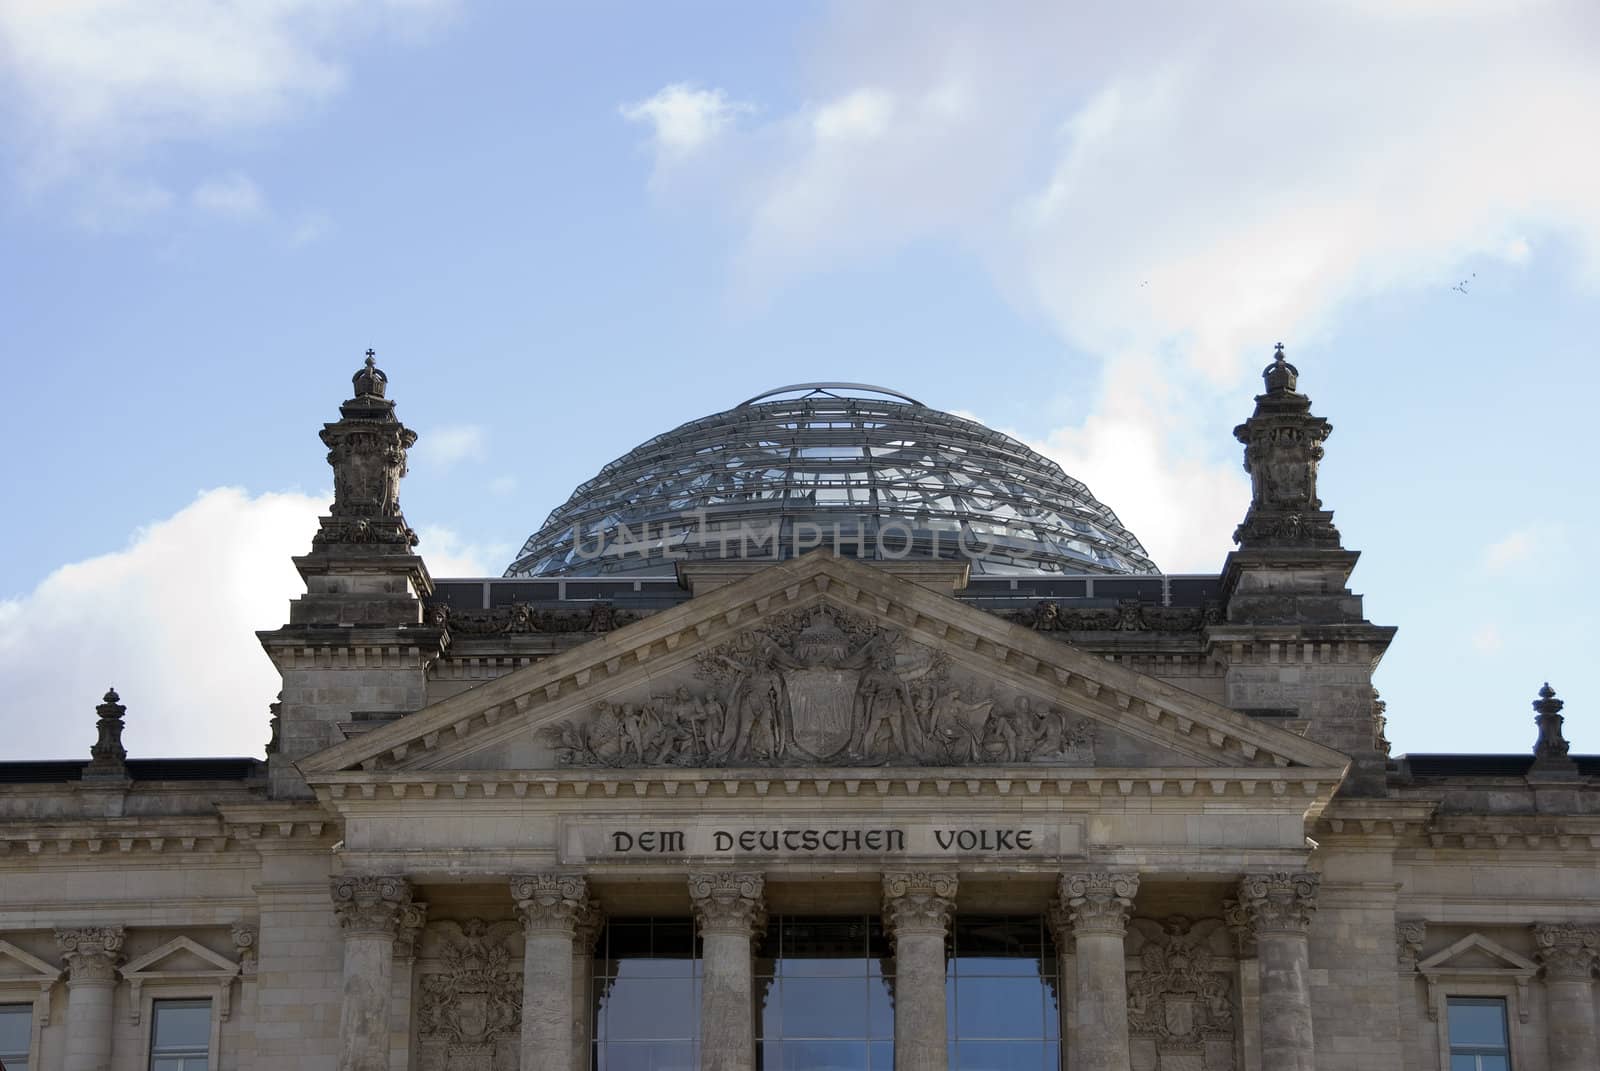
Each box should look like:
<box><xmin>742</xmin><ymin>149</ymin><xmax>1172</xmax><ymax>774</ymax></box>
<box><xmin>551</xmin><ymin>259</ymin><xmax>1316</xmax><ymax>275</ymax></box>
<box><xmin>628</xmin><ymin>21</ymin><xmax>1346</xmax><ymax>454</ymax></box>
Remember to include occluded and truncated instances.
<box><xmin>1</xmin><ymin>1</ymin><xmax>1596</xmax><ymax>760</ymax></box>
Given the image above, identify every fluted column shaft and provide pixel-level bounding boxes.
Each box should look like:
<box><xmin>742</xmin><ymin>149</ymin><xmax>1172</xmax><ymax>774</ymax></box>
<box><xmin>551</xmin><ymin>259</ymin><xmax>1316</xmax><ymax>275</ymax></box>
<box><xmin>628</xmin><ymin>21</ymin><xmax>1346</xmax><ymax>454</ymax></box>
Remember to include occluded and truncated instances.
<box><xmin>1535</xmin><ymin>923</ymin><xmax>1600</xmax><ymax>1071</ymax></box>
<box><xmin>690</xmin><ymin>872</ymin><xmax>767</xmax><ymax>1071</ymax></box>
<box><xmin>1238</xmin><ymin>872</ymin><xmax>1319</xmax><ymax>1071</ymax></box>
<box><xmin>331</xmin><ymin>876</ymin><xmax>411</xmax><ymax>1071</ymax></box>
<box><xmin>512</xmin><ymin>874</ymin><xmax>591</xmax><ymax>1071</ymax></box>
<box><xmin>571</xmin><ymin>903</ymin><xmax>605</xmax><ymax>1071</ymax></box>
<box><xmin>1058</xmin><ymin>872</ymin><xmax>1138</xmax><ymax>1071</ymax></box>
<box><xmin>882</xmin><ymin>871</ymin><xmax>957</xmax><ymax>1071</ymax></box>
<box><xmin>57</xmin><ymin>926</ymin><xmax>124</xmax><ymax>1071</ymax></box>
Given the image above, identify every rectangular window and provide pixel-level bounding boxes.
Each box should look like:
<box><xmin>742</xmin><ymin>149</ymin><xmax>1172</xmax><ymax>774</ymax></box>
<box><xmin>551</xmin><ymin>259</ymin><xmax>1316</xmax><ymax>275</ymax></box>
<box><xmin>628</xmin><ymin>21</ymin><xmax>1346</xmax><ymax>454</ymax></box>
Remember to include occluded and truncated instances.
<box><xmin>149</xmin><ymin>1000</ymin><xmax>211</xmax><ymax>1071</ymax></box>
<box><xmin>0</xmin><ymin>1003</ymin><xmax>30</xmax><ymax>1071</ymax></box>
<box><xmin>946</xmin><ymin>916</ymin><xmax>1060</xmax><ymax>1071</ymax></box>
<box><xmin>1447</xmin><ymin>997</ymin><xmax>1511</xmax><ymax>1071</ymax></box>
<box><xmin>593</xmin><ymin>918</ymin><xmax>700</xmax><ymax>1071</ymax></box>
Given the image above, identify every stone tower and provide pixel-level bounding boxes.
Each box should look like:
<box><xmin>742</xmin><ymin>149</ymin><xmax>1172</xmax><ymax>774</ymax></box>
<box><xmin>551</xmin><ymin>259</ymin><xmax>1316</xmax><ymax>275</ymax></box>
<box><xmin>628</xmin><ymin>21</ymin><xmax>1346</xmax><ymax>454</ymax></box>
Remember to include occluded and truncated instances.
<box><xmin>1210</xmin><ymin>345</ymin><xmax>1396</xmax><ymax>793</ymax></box>
<box><xmin>258</xmin><ymin>353</ymin><xmax>443</xmax><ymax>797</ymax></box>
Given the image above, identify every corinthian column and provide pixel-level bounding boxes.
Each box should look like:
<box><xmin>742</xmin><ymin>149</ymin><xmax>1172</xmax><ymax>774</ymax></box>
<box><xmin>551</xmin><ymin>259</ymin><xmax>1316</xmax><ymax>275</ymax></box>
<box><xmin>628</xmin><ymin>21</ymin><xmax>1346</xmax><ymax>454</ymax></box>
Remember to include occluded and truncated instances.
<box><xmin>1534</xmin><ymin>923</ymin><xmax>1600</xmax><ymax>1071</ymax></box>
<box><xmin>1058</xmin><ymin>871</ymin><xmax>1138</xmax><ymax>1071</ymax></box>
<box><xmin>1237</xmin><ymin>872</ymin><xmax>1319</xmax><ymax>1071</ymax></box>
<box><xmin>512</xmin><ymin>874</ymin><xmax>591</xmax><ymax>1071</ymax></box>
<box><xmin>571</xmin><ymin>901</ymin><xmax>605</xmax><ymax>1071</ymax></box>
<box><xmin>331</xmin><ymin>875</ymin><xmax>411</xmax><ymax>1071</ymax></box>
<box><xmin>882</xmin><ymin>871</ymin><xmax>957</xmax><ymax>1071</ymax></box>
<box><xmin>689</xmin><ymin>872</ymin><xmax>767</xmax><ymax>1071</ymax></box>
<box><xmin>56</xmin><ymin>926</ymin><xmax>124</xmax><ymax>1071</ymax></box>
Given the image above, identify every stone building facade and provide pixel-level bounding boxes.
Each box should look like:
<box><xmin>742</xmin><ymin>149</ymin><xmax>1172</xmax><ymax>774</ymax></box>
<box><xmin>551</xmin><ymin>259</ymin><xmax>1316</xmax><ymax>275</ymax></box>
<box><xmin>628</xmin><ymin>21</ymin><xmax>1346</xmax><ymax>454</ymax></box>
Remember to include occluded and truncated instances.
<box><xmin>0</xmin><ymin>353</ymin><xmax>1594</xmax><ymax>1071</ymax></box>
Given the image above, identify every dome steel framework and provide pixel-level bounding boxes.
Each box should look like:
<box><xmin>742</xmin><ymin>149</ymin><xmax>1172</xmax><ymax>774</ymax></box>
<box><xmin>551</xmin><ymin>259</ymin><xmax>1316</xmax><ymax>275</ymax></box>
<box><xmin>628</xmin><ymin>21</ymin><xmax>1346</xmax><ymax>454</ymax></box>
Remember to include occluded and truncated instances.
<box><xmin>505</xmin><ymin>384</ymin><xmax>1158</xmax><ymax>578</ymax></box>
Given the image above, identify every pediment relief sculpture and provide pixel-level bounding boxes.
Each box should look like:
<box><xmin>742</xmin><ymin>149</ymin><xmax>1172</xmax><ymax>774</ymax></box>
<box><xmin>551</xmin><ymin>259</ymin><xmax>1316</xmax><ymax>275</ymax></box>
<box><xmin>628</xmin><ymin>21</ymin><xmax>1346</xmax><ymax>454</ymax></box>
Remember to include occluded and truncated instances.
<box><xmin>541</xmin><ymin>607</ymin><xmax>1098</xmax><ymax>769</ymax></box>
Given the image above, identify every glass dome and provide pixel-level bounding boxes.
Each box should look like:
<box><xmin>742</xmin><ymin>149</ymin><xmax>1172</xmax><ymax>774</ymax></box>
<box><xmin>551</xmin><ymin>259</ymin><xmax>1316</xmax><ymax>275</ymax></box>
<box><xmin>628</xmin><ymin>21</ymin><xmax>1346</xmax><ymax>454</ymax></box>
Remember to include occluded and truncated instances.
<box><xmin>505</xmin><ymin>384</ymin><xmax>1158</xmax><ymax>578</ymax></box>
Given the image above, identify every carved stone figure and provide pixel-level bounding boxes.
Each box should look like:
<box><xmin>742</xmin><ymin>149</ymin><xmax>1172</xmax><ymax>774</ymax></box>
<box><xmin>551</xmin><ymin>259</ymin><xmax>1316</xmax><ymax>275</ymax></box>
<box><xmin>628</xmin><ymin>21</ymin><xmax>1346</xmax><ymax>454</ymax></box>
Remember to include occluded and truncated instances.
<box><xmin>1127</xmin><ymin>917</ymin><xmax>1236</xmax><ymax>1071</ymax></box>
<box><xmin>541</xmin><ymin>607</ymin><xmax>1101</xmax><ymax>768</ymax></box>
<box><xmin>416</xmin><ymin>919</ymin><xmax>523</xmax><ymax>1071</ymax></box>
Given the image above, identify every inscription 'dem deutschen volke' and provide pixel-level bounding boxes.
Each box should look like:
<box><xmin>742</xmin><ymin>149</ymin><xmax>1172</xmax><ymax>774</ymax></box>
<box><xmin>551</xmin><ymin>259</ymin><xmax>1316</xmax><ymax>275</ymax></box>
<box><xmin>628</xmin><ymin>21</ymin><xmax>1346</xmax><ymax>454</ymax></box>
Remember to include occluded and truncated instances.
<box><xmin>609</xmin><ymin>826</ymin><xmax>1037</xmax><ymax>855</ymax></box>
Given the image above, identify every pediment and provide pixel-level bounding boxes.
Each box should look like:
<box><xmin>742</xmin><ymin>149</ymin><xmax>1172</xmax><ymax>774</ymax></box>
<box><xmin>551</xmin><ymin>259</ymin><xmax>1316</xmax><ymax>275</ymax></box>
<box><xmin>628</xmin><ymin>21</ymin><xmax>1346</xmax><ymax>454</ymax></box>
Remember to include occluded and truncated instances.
<box><xmin>1418</xmin><ymin>933</ymin><xmax>1538</xmax><ymax>976</ymax></box>
<box><xmin>301</xmin><ymin>554</ymin><xmax>1349</xmax><ymax>780</ymax></box>
<box><xmin>0</xmin><ymin>939</ymin><xmax>59</xmax><ymax>982</ymax></box>
<box><xmin>121</xmin><ymin>935</ymin><xmax>240</xmax><ymax>978</ymax></box>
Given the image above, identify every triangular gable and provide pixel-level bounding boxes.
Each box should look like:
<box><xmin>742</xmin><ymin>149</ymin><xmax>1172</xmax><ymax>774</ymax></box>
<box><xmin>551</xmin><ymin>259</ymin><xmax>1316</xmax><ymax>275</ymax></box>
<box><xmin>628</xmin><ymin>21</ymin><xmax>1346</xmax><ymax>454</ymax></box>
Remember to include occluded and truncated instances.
<box><xmin>301</xmin><ymin>553</ymin><xmax>1350</xmax><ymax>778</ymax></box>
<box><xmin>120</xmin><ymin>936</ymin><xmax>240</xmax><ymax>1023</ymax></box>
<box><xmin>0</xmin><ymin>940</ymin><xmax>59</xmax><ymax>982</ymax></box>
<box><xmin>0</xmin><ymin>940</ymin><xmax>58</xmax><ymax>1026</ymax></box>
<box><xmin>1418</xmin><ymin>932</ymin><xmax>1538</xmax><ymax>975</ymax></box>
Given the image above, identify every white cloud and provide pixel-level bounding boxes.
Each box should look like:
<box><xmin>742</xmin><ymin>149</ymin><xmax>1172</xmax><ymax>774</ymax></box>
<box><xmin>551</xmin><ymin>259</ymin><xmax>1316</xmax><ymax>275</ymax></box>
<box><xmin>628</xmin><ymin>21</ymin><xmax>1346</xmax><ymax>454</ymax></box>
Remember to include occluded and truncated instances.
<box><xmin>0</xmin><ymin>488</ymin><xmax>321</xmax><ymax>760</ymax></box>
<box><xmin>1472</xmin><ymin>623</ymin><xmax>1505</xmax><ymax>654</ymax></box>
<box><xmin>642</xmin><ymin>2</ymin><xmax>1600</xmax><ymax>566</ymax></box>
<box><xmin>288</xmin><ymin>212</ymin><xmax>331</xmax><ymax>247</ymax></box>
<box><xmin>417</xmin><ymin>526</ymin><xmax>503</xmax><ymax>578</ymax></box>
<box><xmin>1484</xmin><ymin>529</ymin><xmax>1537</xmax><ymax>572</ymax></box>
<box><xmin>191</xmin><ymin>173</ymin><xmax>265</xmax><ymax>219</ymax></box>
<box><xmin>416</xmin><ymin>424</ymin><xmax>487</xmax><ymax>468</ymax></box>
<box><xmin>620</xmin><ymin>83</ymin><xmax>750</xmax><ymax>163</ymax></box>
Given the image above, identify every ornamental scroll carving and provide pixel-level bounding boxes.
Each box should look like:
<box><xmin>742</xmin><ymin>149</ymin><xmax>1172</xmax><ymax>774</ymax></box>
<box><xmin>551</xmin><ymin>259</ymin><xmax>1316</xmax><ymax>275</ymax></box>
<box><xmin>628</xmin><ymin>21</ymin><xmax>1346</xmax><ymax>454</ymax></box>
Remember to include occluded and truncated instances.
<box><xmin>416</xmin><ymin>919</ymin><xmax>523</xmax><ymax>1071</ymax></box>
<box><xmin>541</xmin><ymin>607</ymin><xmax>1097</xmax><ymax>768</ymax></box>
<box><xmin>1533</xmin><ymin>922</ymin><xmax>1600</xmax><ymax>981</ymax></box>
<box><xmin>1127</xmin><ymin>917</ymin><xmax>1236</xmax><ymax>1071</ymax></box>
<box><xmin>689</xmin><ymin>872</ymin><xmax>767</xmax><ymax>936</ymax></box>
<box><xmin>55</xmin><ymin>926</ymin><xmax>125</xmax><ymax>984</ymax></box>
<box><xmin>1059</xmin><ymin>871</ymin><xmax>1140</xmax><ymax>937</ymax></box>
<box><xmin>881</xmin><ymin>871</ymin><xmax>958</xmax><ymax>937</ymax></box>
<box><xmin>1236</xmin><ymin>872</ymin><xmax>1319</xmax><ymax>936</ymax></box>
<box><xmin>330</xmin><ymin>875</ymin><xmax>411</xmax><ymax>935</ymax></box>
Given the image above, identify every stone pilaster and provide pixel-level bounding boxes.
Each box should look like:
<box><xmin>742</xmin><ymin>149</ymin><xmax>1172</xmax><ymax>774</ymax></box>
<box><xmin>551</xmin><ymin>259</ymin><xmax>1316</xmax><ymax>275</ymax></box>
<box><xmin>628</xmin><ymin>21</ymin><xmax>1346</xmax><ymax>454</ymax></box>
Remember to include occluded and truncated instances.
<box><xmin>1224</xmin><ymin>898</ymin><xmax>1261</xmax><ymax>1071</ymax></box>
<box><xmin>1057</xmin><ymin>871</ymin><xmax>1138</xmax><ymax>1071</ymax></box>
<box><xmin>56</xmin><ymin>926</ymin><xmax>124</xmax><ymax>1071</ymax></box>
<box><xmin>390</xmin><ymin>900</ymin><xmax>427</xmax><ymax>1071</ymax></box>
<box><xmin>1534</xmin><ymin>922</ymin><xmax>1600</xmax><ymax>1071</ymax></box>
<box><xmin>1237</xmin><ymin>872</ymin><xmax>1319</xmax><ymax>1071</ymax></box>
<box><xmin>882</xmin><ymin>871</ymin><xmax>957</xmax><ymax>1071</ymax></box>
<box><xmin>571</xmin><ymin>901</ymin><xmax>605</xmax><ymax>1071</ymax></box>
<box><xmin>690</xmin><ymin>871</ymin><xmax>767</xmax><ymax>1071</ymax></box>
<box><xmin>331</xmin><ymin>875</ymin><xmax>411</xmax><ymax>1071</ymax></box>
<box><xmin>1046</xmin><ymin>902</ymin><xmax>1076</xmax><ymax>1069</ymax></box>
<box><xmin>512</xmin><ymin>873</ymin><xmax>590</xmax><ymax>1071</ymax></box>
<box><xmin>1394</xmin><ymin>920</ymin><xmax>1426</xmax><ymax>1071</ymax></box>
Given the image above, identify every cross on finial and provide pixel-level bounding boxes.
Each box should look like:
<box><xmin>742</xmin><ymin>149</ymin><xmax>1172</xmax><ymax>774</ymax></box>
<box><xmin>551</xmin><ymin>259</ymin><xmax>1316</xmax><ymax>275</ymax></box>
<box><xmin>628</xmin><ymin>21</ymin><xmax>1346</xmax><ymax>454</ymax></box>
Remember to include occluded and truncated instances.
<box><xmin>364</xmin><ymin>348</ymin><xmax>376</xmax><ymax>369</ymax></box>
<box><xmin>1274</xmin><ymin>342</ymin><xmax>1285</xmax><ymax>357</ymax></box>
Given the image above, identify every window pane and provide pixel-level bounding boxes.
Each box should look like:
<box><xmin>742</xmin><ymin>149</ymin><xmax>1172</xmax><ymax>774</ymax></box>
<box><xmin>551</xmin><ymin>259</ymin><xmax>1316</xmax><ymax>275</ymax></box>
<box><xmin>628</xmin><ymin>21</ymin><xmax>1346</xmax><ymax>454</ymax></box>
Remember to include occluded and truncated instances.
<box><xmin>1447</xmin><ymin>998</ymin><xmax>1509</xmax><ymax>1048</ymax></box>
<box><xmin>1479</xmin><ymin>1058</ymin><xmax>1509</xmax><ymax>1071</ymax></box>
<box><xmin>0</xmin><ymin>1004</ymin><xmax>30</xmax><ymax>1054</ymax></box>
<box><xmin>1450</xmin><ymin>1057</ymin><xmax>1478</xmax><ymax>1071</ymax></box>
<box><xmin>151</xmin><ymin>1000</ymin><xmax>211</xmax><ymax>1049</ymax></box>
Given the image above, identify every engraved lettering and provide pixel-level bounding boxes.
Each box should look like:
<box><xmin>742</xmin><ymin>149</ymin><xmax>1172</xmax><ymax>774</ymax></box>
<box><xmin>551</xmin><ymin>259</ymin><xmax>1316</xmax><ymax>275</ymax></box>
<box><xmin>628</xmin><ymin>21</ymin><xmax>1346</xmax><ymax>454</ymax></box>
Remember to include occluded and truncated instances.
<box><xmin>714</xmin><ymin>831</ymin><xmax>733</xmax><ymax>852</ymax></box>
<box><xmin>612</xmin><ymin>831</ymin><xmax>634</xmax><ymax>852</ymax></box>
<box><xmin>935</xmin><ymin>830</ymin><xmax>957</xmax><ymax>850</ymax></box>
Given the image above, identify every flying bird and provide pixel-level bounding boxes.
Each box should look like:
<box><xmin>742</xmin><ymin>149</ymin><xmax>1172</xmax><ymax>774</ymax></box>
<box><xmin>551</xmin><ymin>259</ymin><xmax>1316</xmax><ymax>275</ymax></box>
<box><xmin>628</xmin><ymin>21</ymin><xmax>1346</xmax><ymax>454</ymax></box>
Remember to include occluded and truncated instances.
<box><xmin>1452</xmin><ymin>272</ymin><xmax>1477</xmax><ymax>295</ymax></box>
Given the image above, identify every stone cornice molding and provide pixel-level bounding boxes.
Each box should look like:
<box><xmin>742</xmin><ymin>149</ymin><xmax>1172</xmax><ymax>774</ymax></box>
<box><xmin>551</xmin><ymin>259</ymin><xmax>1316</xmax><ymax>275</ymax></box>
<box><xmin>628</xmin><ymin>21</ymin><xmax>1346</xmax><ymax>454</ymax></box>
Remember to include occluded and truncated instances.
<box><xmin>1237</xmin><ymin>871</ymin><xmax>1320</xmax><ymax>936</ymax></box>
<box><xmin>1533</xmin><ymin>922</ymin><xmax>1600</xmax><ymax>982</ymax></box>
<box><xmin>510</xmin><ymin>873</ymin><xmax>591</xmax><ymax>936</ymax></box>
<box><xmin>55</xmin><ymin>925</ymin><xmax>125</xmax><ymax>985</ymax></box>
<box><xmin>299</xmin><ymin>554</ymin><xmax>1351</xmax><ymax>778</ymax></box>
<box><xmin>882</xmin><ymin>871</ymin><xmax>958</xmax><ymax>938</ymax></box>
<box><xmin>330</xmin><ymin>875</ymin><xmax>412</xmax><ymax>936</ymax></box>
<box><xmin>688</xmin><ymin>871</ymin><xmax>768</xmax><ymax>937</ymax></box>
<box><xmin>1058</xmin><ymin>871</ymin><xmax>1139</xmax><ymax>937</ymax></box>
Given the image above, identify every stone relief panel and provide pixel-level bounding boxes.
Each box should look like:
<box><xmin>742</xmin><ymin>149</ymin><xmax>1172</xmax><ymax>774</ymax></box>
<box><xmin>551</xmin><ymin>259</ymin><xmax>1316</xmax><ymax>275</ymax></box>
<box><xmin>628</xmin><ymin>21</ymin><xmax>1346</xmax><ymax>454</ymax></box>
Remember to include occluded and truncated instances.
<box><xmin>540</xmin><ymin>607</ymin><xmax>1100</xmax><ymax>768</ymax></box>
<box><xmin>1125</xmin><ymin>917</ymin><xmax>1237</xmax><ymax>1071</ymax></box>
<box><xmin>414</xmin><ymin>919</ymin><xmax>524</xmax><ymax>1071</ymax></box>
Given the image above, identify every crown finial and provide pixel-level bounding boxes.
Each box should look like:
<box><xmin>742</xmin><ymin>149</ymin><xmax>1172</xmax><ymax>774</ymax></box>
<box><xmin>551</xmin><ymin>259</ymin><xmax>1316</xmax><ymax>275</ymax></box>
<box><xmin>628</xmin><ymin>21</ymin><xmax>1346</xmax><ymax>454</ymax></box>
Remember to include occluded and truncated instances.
<box><xmin>85</xmin><ymin>687</ymin><xmax>128</xmax><ymax>779</ymax></box>
<box><xmin>1532</xmin><ymin>681</ymin><xmax>1572</xmax><ymax>765</ymax></box>
<box><xmin>1262</xmin><ymin>341</ymin><xmax>1299</xmax><ymax>394</ymax></box>
<box><xmin>353</xmin><ymin>348</ymin><xmax>387</xmax><ymax>399</ymax></box>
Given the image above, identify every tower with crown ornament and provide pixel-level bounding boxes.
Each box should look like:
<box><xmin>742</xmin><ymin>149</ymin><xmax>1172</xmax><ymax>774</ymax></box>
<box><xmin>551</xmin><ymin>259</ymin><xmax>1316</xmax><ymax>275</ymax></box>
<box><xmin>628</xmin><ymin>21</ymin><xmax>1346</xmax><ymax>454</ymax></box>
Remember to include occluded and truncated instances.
<box><xmin>1208</xmin><ymin>344</ymin><xmax>1397</xmax><ymax>794</ymax></box>
<box><xmin>258</xmin><ymin>352</ymin><xmax>444</xmax><ymax>798</ymax></box>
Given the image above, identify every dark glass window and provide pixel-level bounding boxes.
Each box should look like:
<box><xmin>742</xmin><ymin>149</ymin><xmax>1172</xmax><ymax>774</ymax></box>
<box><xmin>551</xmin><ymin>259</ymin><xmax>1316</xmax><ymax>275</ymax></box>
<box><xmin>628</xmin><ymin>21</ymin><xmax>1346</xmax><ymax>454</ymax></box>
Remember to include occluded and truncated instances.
<box><xmin>149</xmin><ymin>1000</ymin><xmax>210</xmax><ymax>1071</ymax></box>
<box><xmin>1447</xmin><ymin>998</ymin><xmax>1511</xmax><ymax>1071</ymax></box>
<box><xmin>0</xmin><ymin>1003</ymin><xmax>30</xmax><ymax>1071</ymax></box>
<box><xmin>593</xmin><ymin>918</ymin><xmax>700</xmax><ymax>1070</ymax></box>
<box><xmin>756</xmin><ymin>915</ymin><xmax>895</xmax><ymax>1070</ymax></box>
<box><xmin>947</xmin><ymin>916</ymin><xmax>1060</xmax><ymax>1070</ymax></box>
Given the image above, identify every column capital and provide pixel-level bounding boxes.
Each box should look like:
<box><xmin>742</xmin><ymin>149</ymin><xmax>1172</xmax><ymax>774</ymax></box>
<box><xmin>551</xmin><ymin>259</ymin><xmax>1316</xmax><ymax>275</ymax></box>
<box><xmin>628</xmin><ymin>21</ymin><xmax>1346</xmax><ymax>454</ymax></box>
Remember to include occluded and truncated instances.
<box><xmin>330</xmin><ymin>874</ymin><xmax>412</xmax><ymax>936</ymax></box>
<box><xmin>1223</xmin><ymin>897</ymin><xmax>1256</xmax><ymax>957</ymax></box>
<box><xmin>1533</xmin><ymin>922</ymin><xmax>1600</xmax><ymax>981</ymax></box>
<box><xmin>1058</xmin><ymin>870</ymin><xmax>1139</xmax><ymax>937</ymax></box>
<box><xmin>55</xmin><ymin>926</ymin><xmax>125</xmax><ymax>984</ymax></box>
<box><xmin>689</xmin><ymin>871</ymin><xmax>768</xmax><ymax>937</ymax></box>
<box><xmin>882</xmin><ymin>871</ymin><xmax>958</xmax><ymax>938</ymax></box>
<box><xmin>511</xmin><ymin>873</ymin><xmax>591</xmax><ymax>936</ymax></box>
<box><xmin>573</xmin><ymin>900</ymin><xmax>606</xmax><ymax>953</ymax></box>
<box><xmin>394</xmin><ymin>900</ymin><xmax>429</xmax><ymax>964</ymax></box>
<box><xmin>1396</xmin><ymin>919</ymin><xmax>1427</xmax><ymax>969</ymax></box>
<box><xmin>1237</xmin><ymin>871</ymin><xmax>1320</xmax><ymax>936</ymax></box>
